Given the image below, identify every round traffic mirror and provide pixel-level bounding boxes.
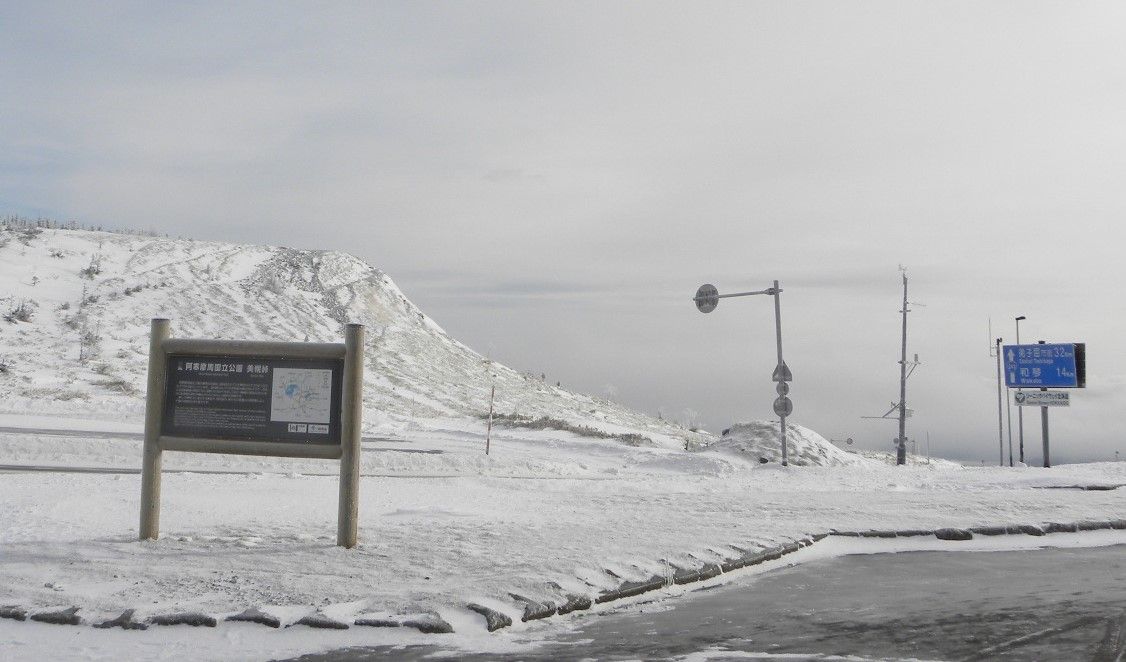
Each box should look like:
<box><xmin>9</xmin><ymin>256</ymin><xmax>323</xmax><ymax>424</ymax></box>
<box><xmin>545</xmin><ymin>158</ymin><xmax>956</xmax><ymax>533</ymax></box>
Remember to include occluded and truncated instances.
<box><xmin>695</xmin><ymin>284</ymin><xmax>719</xmax><ymax>313</ymax></box>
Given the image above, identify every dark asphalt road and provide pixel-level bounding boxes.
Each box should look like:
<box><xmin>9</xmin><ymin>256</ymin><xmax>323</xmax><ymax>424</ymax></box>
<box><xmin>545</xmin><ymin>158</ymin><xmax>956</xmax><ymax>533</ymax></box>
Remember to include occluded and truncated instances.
<box><xmin>291</xmin><ymin>543</ymin><xmax>1126</xmax><ymax>661</ymax></box>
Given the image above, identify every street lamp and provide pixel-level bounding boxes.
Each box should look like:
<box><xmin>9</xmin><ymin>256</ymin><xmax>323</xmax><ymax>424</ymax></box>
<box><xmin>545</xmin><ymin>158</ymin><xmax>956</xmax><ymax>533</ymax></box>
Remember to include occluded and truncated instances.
<box><xmin>1015</xmin><ymin>315</ymin><xmax>1026</xmax><ymax>463</ymax></box>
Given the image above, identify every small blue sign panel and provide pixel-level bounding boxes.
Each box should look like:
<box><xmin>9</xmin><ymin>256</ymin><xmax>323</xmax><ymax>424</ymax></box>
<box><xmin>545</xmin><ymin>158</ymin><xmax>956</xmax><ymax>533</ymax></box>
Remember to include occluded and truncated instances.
<box><xmin>1003</xmin><ymin>343</ymin><xmax>1086</xmax><ymax>388</ymax></box>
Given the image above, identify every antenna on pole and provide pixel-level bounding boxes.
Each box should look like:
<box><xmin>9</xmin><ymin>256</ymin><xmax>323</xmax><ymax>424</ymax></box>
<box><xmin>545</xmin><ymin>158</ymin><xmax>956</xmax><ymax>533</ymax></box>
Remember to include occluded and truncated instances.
<box><xmin>864</xmin><ymin>269</ymin><xmax>918</xmax><ymax>466</ymax></box>
<box><xmin>896</xmin><ymin>268</ymin><xmax>910</xmax><ymax>465</ymax></box>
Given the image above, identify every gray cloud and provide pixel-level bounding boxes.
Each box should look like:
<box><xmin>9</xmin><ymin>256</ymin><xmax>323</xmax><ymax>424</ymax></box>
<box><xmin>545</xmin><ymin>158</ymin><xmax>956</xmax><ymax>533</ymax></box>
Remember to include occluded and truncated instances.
<box><xmin>3</xmin><ymin>1</ymin><xmax>1126</xmax><ymax>462</ymax></box>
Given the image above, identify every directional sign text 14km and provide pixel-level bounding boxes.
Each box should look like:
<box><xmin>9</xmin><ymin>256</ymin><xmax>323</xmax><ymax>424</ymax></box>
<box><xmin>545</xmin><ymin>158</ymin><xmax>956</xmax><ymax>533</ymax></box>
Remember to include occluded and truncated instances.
<box><xmin>1003</xmin><ymin>343</ymin><xmax>1085</xmax><ymax>389</ymax></box>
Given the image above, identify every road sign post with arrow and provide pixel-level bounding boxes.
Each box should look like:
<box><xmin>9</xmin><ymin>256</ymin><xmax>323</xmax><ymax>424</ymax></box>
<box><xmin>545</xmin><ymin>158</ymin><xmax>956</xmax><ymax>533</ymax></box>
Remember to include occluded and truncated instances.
<box><xmin>694</xmin><ymin>280</ymin><xmax>793</xmax><ymax>466</ymax></box>
<box><xmin>1003</xmin><ymin>341</ymin><xmax>1085</xmax><ymax>468</ymax></box>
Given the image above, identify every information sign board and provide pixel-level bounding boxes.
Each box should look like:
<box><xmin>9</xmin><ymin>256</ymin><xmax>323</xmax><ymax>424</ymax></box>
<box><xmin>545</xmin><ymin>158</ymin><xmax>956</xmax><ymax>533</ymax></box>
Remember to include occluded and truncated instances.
<box><xmin>1013</xmin><ymin>391</ymin><xmax>1070</xmax><ymax>407</ymax></box>
<box><xmin>139</xmin><ymin>319</ymin><xmax>365</xmax><ymax>548</ymax></box>
<box><xmin>162</xmin><ymin>355</ymin><xmax>343</xmax><ymax>444</ymax></box>
<box><xmin>1003</xmin><ymin>343</ymin><xmax>1086</xmax><ymax>388</ymax></box>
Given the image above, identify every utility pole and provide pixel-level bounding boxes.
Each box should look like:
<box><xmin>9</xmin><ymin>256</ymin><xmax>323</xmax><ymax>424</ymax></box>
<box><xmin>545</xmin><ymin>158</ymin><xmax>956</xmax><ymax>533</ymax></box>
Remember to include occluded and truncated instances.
<box><xmin>994</xmin><ymin>336</ymin><xmax>1006</xmax><ymax>466</ymax></box>
<box><xmin>861</xmin><ymin>270</ymin><xmax>920</xmax><ymax>460</ymax></box>
<box><xmin>1015</xmin><ymin>316</ymin><xmax>1026</xmax><ymax>462</ymax></box>
<box><xmin>896</xmin><ymin>272</ymin><xmax>909</xmax><ymax>466</ymax></box>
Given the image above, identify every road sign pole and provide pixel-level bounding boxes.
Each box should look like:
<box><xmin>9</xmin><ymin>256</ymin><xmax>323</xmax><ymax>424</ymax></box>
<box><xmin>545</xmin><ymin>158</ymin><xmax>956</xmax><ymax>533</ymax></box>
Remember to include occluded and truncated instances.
<box><xmin>1041</xmin><ymin>395</ymin><xmax>1050</xmax><ymax>468</ymax></box>
<box><xmin>1005</xmin><ymin>390</ymin><xmax>1013</xmax><ymax>466</ymax></box>
<box><xmin>1015</xmin><ymin>318</ymin><xmax>1024</xmax><ymax>463</ymax></box>
<box><xmin>772</xmin><ymin>280</ymin><xmax>788</xmax><ymax>467</ymax></box>
<box><xmin>694</xmin><ymin>280</ymin><xmax>791</xmax><ymax>465</ymax></box>
<box><xmin>1038</xmin><ymin>340</ymin><xmax>1050</xmax><ymax>468</ymax></box>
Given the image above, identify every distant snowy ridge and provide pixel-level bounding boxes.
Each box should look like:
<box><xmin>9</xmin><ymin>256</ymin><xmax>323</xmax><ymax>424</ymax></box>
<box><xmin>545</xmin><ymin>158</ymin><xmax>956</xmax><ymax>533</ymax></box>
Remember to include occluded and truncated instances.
<box><xmin>0</xmin><ymin>226</ymin><xmax>703</xmax><ymax>447</ymax></box>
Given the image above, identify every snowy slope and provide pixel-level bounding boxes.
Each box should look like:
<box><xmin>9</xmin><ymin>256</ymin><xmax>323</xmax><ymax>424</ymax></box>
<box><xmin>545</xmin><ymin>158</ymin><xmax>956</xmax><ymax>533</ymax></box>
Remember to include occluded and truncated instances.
<box><xmin>0</xmin><ymin>225</ymin><xmax>703</xmax><ymax>447</ymax></box>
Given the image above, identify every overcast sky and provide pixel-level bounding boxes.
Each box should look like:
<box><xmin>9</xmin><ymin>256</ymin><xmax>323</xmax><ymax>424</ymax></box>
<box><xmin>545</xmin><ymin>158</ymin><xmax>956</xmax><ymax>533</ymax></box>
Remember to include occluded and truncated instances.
<box><xmin>4</xmin><ymin>2</ymin><xmax>1125</xmax><ymax>463</ymax></box>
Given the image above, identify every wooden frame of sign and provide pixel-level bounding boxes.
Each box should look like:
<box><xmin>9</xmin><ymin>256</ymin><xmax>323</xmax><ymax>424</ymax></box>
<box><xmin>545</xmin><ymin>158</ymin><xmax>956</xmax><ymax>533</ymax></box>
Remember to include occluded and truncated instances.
<box><xmin>139</xmin><ymin>319</ymin><xmax>365</xmax><ymax>548</ymax></box>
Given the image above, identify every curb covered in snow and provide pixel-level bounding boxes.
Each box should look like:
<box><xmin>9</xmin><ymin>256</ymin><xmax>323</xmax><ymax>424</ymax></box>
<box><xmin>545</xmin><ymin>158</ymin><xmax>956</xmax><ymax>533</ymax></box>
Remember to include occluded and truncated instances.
<box><xmin>3</xmin><ymin>519</ymin><xmax>1125</xmax><ymax>635</ymax></box>
<box><xmin>1032</xmin><ymin>484</ymin><xmax>1125</xmax><ymax>491</ymax></box>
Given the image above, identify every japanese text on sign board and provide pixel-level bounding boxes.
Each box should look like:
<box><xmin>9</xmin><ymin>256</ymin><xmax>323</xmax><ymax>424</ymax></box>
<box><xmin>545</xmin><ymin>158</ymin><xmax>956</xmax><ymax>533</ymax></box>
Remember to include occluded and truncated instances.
<box><xmin>162</xmin><ymin>356</ymin><xmax>343</xmax><ymax>444</ymax></box>
<box><xmin>1003</xmin><ymin>343</ymin><xmax>1084</xmax><ymax>388</ymax></box>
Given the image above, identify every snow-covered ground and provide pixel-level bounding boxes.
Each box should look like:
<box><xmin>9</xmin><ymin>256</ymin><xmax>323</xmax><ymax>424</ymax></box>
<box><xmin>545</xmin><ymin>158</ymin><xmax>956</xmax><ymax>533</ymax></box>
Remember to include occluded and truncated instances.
<box><xmin>2</xmin><ymin>416</ymin><xmax>1124</xmax><ymax>660</ymax></box>
<box><xmin>3</xmin><ymin>226</ymin><xmax>1125</xmax><ymax>660</ymax></box>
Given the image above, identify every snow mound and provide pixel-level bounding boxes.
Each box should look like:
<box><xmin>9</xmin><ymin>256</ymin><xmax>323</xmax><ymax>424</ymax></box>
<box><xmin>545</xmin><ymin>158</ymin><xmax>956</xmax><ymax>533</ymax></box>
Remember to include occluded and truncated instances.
<box><xmin>703</xmin><ymin>421</ymin><xmax>875</xmax><ymax>467</ymax></box>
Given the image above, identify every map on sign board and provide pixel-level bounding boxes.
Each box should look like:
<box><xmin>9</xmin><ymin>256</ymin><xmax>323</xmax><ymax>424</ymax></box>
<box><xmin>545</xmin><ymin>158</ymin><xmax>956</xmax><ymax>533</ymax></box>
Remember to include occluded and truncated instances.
<box><xmin>270</xmin><ymin>368</ymin><xmax>333</xmax><ymax>424</ymax></box>
<box><xmin>163</xmin><ymin>355</ymin><xmax>343</xmax><ymax>444</ymax></box>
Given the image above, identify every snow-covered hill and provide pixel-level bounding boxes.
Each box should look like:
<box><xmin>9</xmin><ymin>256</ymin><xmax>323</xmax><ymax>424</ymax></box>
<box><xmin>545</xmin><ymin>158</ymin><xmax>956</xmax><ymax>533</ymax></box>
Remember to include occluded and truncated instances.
<box><xmin>0</xmin><ymin>225</ymin><xmax>704</xmax><ymax>447</ymax></box>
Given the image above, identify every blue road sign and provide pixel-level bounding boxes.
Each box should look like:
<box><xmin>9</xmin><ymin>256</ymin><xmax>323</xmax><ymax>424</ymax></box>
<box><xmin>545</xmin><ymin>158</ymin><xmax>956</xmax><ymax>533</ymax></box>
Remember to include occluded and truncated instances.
<box><xmin>1003</xmin><ymin>343</ymin><xmax>1086</xmax><ymax>388</ymax></box>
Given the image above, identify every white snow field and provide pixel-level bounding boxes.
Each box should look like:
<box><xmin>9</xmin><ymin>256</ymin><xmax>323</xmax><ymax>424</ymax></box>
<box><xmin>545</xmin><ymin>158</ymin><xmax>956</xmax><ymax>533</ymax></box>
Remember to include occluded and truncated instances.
<box><xmin>2</xmin><ymin>225</ymin><xmax>1125</xmax><ymax>660</ymax></box>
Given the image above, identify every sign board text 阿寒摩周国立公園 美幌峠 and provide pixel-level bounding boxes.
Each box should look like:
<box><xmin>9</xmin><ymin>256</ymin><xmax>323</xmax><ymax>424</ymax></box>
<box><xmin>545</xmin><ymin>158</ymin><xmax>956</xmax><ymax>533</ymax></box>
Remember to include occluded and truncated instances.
<box><xmin>162</xmin><ymin>356</ymin><xmax>343</xmax><ymax>444</ymax></box>
<box><xmin>1003</xmin><ymin>343</ymin><xmax>1086</xmax><ymax>389</ymax></box>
